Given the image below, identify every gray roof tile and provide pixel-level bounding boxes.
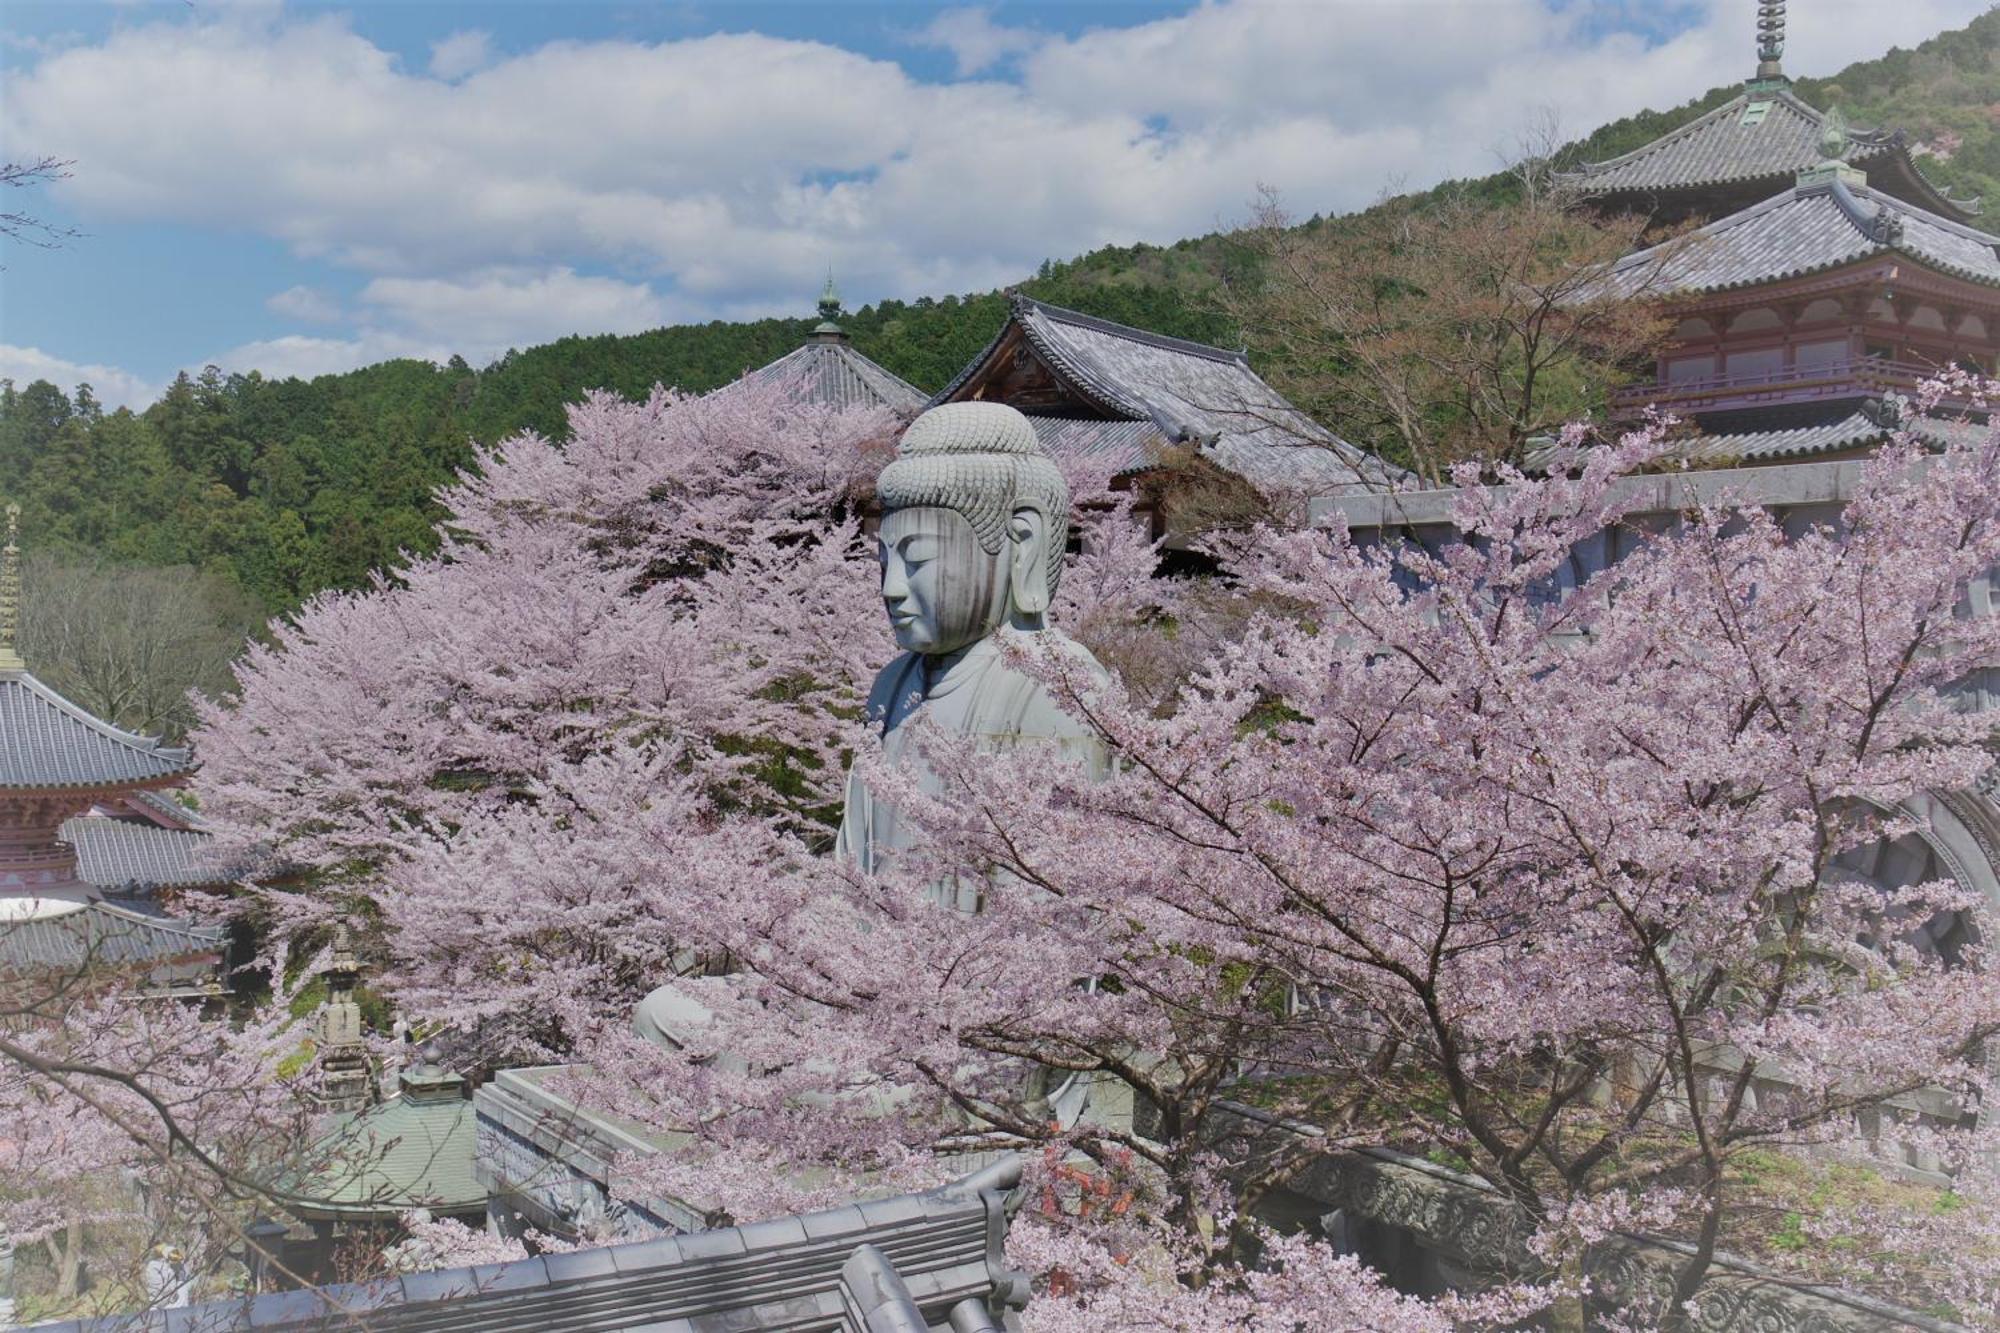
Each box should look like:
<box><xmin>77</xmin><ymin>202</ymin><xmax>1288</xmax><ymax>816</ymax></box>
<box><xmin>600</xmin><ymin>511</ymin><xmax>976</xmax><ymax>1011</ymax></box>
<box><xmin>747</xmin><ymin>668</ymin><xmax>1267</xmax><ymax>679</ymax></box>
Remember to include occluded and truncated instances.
<box><xmin>0</xmin><ymin>672</ymin><xmax>193</xmax><ymax>789</ymax></box>
<box><xmin>1598</xmin><ymin>176</ymin><xmax>2000</xmax><ymax>299</ymax></box>
<box><xmin>942</xmin><ymin>295</ymin><xmax>1408</xmax><ymax>496</ymax></box>
<box><xmin>62</xmin><ymin>816</ymin><xmax>231</xmax><ymax>889</ymax></box>
<box><xmin>1560</xmin><ymin>88</ymin><xmax>1976</xmax><ymax>219</ymax></box>
<box><xmin>0</xmin><ymin>899</ymin><xmax>224</xmax><ymax>983</ymax></box>
<box><xmin>30</xmin><ymin>1158</ymin><xmax>1028</xmax><ymax>1333</ymax></box>
<box><xmin>1563</xmin><ymin>91</ymin><xmax>1892</xmax><ymax>196</ymax></box>
<box><xmin>736</xmin><ymin>339</ymin><xmax>927</xmax><ymax>414</ymax></box>
<box><xmin>1527</xmin><ymin>404</ymin><xmax>1991</xmax><ymax>470</ymax></box>
<box><xmin>1681</xmin><ymin>406</ymin><xmax>1992</xmax><ymax>464</ymax></box>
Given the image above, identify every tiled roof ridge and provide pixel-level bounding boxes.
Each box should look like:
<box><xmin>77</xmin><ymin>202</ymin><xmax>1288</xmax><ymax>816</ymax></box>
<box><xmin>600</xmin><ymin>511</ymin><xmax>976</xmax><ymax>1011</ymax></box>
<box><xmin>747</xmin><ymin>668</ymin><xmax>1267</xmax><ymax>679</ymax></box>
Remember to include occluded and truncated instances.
<box><xmin>8</xmin><ymin>671</ymin><xmax>191</xmax><ymax>762</ymax></box>
<box><xmin>89</xmin><ymin>898</ymin><xmax>227</xmax><ymax>945</ymax></box>
<box><xmin>1848</xmin><ymin>179</ymin><xmax>2000</xmax><ymax>247</ymax></box>
<box><xmin>1011</xmin><ymin>292</ymin><xmax>1249</xmax><ymax>366</ymax></box>
<box><xmin>0</xmin><ymin>670</ymin><xmax>194</xmax><ymax>789</ymax></box>
<box><xmin>744</xmin><ymin>339</ymin><xmax>926</xmax><ymax>412</ymax></box>
<box><xmin>1563</xmin><ymin>88</ymin><xmax>1888</xmax><ymax>184</ymax></box>
<box><xmin>30</xmin><ymin>1156</ymin><xmax>1030</xmax><ymax>1332</ymax></box>
<box><xmin>1607</xmin><ymin>174</ymin><xmax>2000</xmax><ymax>296</ymax></box>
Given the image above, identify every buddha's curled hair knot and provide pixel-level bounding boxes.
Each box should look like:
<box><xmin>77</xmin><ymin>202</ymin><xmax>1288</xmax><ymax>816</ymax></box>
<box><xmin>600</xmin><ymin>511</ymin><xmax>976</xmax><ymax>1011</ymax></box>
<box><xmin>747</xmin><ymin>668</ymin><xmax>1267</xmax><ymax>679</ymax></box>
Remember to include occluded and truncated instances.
<box><xmin>878</xmin><ymin>403</ymin><xmax>1071</xmax><ymax>598</ymax></box>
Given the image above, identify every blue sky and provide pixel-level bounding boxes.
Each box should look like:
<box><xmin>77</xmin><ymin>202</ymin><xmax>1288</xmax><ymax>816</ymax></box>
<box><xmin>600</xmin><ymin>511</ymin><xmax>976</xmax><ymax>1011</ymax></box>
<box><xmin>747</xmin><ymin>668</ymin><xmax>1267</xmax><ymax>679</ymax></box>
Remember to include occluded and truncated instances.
<box><xmin>1</xmin><ymin>0</ymin><xmax>1988</xmax><ymax>408</ymax></box>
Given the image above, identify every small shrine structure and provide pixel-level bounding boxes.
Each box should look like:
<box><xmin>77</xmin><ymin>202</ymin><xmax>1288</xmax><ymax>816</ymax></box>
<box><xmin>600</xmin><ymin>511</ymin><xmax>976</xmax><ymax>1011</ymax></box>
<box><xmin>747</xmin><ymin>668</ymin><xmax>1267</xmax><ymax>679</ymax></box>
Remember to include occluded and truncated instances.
<box><xmin>732</xmin><ymin>277</ymin><xmax>927</xmax><ymax>414</ymax></box>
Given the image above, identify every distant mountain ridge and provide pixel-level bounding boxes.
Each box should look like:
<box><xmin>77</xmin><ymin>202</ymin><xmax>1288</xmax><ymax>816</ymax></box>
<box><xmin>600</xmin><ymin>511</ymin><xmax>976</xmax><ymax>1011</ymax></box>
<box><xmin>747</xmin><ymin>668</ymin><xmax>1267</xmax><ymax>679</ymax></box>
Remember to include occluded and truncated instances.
<box><xmin>4</xmin><ymin>10</ymin><xmax>1998</xmax><ymax>611</ymax></box>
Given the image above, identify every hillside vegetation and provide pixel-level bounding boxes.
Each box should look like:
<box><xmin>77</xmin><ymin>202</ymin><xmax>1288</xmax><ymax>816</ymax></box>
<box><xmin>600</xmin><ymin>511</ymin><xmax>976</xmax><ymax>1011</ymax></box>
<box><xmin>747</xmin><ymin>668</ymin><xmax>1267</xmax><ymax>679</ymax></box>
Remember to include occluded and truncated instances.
<box><xmin>5</xmin><ymin>10</ymin><xmax>1998</xmax><ymax>613</ymax></box>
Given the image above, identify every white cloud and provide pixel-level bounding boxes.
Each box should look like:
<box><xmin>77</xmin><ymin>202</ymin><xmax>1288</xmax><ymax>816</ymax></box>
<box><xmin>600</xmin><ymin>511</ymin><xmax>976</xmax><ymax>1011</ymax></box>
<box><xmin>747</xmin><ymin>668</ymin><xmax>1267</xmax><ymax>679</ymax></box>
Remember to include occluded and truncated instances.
<box><xmin>0</xmin><ymin>344</ymin><xmax>158</xmax><ymax>409</ymax></box>
<box><xmin>429</xmin><ymin>29</ymin><xmax>492</xmax><ymax>81</ymax></box>
<box><xmin>358</xmin><ymin>267</ymin><xmax>676</xmax><ymax>346</ymax></box>
<box><xmin>4</xmin><ymin>0</ymin><xmax>1989</xmax><ymax>354</ymax></box>
<box><xmin>265</xmin><ymin>284</ymin><xmax>343</xmax><ymax>323</ymax></box>
<box><xmin>911</xmin><ymin>7</ymin><xmax>1041</xmax><ymax>77</ymax></box>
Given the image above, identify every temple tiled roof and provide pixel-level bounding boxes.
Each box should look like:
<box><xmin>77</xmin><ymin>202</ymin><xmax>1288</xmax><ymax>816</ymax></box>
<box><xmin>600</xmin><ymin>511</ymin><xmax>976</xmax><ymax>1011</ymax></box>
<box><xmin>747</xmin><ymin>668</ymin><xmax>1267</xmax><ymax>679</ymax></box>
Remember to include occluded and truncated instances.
<box><xmin>942</xmin><ymin>294</ymin><xmax>1408</xmax><ymax>496</ymax></box>
<box><xmin>1028</xmin><ymin>416</ymin><xmax>1163</xmax><ymax>473</ymax></box>
<box><xmin>1596</xmin><ymin>174</ymin><xmax>2000</xmax><ymax>300</ymax></box>
<box><xmin>1678</xmin><ymin>404</ymin><xmax>1993</xmax><ymax>465</ymax></box>
<box><xmin>120</xmin><ymin>788</ymin><xmax>208</xmax><ymax>830</ymax></box>
<box><xmin>30</xmin><ymin>1158</ymin><xmax>1028</xmax><ymax>1333</ymax></box>
<box><xmin>61</xmin><ymin>815</ymin><xmax>230</xmax><ymax>890</ymax></box>
<box><xmin>295</xmin><ymin>1066</ymin><xmax>483</xmax><ymax>1218</ymax></box>
<box><xmin>0</xmin><ymin>898</ymin><xmax>225</xmax><ymax>990</ymax></box>
<box><xmin>1560</xmin><ymin>89</ymin><xmax>1977</xmax><ymax>220</ymax></box>
<box><xmin>0</xmin><ymin>672</ymin><xmax>193</xmax><ymax>790</ymax></box>
<box><xmin>736</xmin><ymin>337</ymin><xmax>927</xmax><ymax>414</ymax></box>
<box><xmin>1525</xmin><ymin>401</ymin><xmax>1991</xmax><ymax>471</ymax></box>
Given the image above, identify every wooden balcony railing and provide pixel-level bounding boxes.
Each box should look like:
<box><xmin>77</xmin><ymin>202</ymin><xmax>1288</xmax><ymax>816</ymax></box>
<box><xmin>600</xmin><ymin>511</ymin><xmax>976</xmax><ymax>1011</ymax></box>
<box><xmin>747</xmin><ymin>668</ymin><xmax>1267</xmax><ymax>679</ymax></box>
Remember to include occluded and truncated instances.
<box><xmin>1613</xmin><ymin>356</ymin><xmax>1964</xmax><ymax>415</ymax></box>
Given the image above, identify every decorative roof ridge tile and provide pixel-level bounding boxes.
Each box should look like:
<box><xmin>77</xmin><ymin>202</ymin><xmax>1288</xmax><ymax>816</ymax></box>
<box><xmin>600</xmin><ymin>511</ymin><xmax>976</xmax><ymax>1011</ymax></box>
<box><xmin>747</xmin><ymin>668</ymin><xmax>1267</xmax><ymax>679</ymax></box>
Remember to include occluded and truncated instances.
<box><xmin>1854</xmin><ymin>180</ymin><xmax>2000</xmax><ymax>247</ymax></box>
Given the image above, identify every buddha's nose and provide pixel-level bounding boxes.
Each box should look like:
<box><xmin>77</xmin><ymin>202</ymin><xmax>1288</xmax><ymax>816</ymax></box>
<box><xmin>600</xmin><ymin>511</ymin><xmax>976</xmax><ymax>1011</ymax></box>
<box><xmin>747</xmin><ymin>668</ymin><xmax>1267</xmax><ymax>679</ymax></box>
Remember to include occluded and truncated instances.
<box><xmin>881</xmin><ymin>558</ymin><xmax>911</xmax><ymax>602</ymax></box>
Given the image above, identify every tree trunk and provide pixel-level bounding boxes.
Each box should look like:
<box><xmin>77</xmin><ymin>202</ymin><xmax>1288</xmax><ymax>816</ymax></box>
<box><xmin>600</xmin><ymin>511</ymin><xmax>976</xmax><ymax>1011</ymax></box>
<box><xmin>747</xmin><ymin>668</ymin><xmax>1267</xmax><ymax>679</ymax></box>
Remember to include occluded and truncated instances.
<box><xmin>45</xmin><ymin>1219</ymin><xmax>83</xmax><ymax>1302</ymax></box>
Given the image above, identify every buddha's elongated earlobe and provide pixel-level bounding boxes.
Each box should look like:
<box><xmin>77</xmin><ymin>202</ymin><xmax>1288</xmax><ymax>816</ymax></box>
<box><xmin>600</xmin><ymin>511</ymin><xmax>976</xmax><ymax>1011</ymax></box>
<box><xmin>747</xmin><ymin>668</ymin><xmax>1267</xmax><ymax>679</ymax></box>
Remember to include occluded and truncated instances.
<box><xmin>1008</xmin><ymin>507</ymin><xmax>1051</xmax><ymax>616</ymax></box>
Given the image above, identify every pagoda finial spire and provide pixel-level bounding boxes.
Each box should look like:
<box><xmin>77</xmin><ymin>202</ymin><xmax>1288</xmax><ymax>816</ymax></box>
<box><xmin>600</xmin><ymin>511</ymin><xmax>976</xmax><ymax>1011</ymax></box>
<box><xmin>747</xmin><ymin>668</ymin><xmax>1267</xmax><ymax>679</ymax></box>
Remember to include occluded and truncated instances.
<box><xmin>1755</xmin><ymin>1</ymin><xmax>1787</xmax><ymax>83</ymax></box>
<box><xmin>812</xmin><ymin>270</ymin><xmax>849</xmax><ymax>341</ymax></box>
<box><xmin>0</xmin><ymin>503</ymin><xmax>25</xmax><ymax>673</ymax></box>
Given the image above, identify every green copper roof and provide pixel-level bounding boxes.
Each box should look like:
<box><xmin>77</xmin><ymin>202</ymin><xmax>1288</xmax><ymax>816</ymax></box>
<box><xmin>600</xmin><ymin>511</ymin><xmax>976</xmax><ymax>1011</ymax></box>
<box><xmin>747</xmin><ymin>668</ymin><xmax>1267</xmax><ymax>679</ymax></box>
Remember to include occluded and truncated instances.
<box><xmin>295</xmin><ymin>1065</ymin><xmax>483</xmax><ymax>1217</ymax></box>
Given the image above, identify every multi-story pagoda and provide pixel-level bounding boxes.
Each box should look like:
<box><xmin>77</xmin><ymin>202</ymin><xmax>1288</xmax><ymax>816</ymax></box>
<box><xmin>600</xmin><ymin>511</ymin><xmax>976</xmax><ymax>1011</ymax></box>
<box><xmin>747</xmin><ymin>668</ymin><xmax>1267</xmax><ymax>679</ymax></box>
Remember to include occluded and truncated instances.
<box><xmin>1567</xmin><ymin>3</ymin><xmax>2000</xmax><ymax>464</ymax></box>
<box><xmin>0</xmin><ymin>506</ymin><xmax>225</xmax><ymax>991</ymax></box>
<box><xmin>1560</xmin><ymin>3</ymin><xmax>1978</xmax><ymax>226</ymax></box>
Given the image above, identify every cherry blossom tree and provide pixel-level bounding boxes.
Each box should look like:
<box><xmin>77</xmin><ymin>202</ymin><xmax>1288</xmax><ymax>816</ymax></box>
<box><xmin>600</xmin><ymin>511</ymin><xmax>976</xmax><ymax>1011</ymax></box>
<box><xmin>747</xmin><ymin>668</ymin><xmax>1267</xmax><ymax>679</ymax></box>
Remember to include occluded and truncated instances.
<box><xmin>193</xmin><ymin>375</ymin><xmax>2000</xmax><ymax>1329</ymax></box>
<box><xmin>0</xmin><ymin>959</ymin><xmax>328</xmax><ymax>1313</ymax></box>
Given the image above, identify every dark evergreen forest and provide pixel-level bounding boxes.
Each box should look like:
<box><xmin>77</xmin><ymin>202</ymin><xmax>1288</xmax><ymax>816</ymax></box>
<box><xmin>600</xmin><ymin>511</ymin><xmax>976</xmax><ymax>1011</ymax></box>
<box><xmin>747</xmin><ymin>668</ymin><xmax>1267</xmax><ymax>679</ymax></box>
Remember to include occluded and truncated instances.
<box><xmin>6</xmin><ymin>11</ymin><xmax>1997</xmax><ymax>614</ymax></box>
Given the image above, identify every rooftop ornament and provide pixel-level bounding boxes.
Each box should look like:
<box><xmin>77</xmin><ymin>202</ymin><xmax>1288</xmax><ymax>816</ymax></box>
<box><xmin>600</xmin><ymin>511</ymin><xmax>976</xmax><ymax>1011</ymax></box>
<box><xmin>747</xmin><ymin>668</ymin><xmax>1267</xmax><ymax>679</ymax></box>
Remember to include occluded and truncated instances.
<box><xmin>0</xmin><ymin>503</ymin><xmax>23</xmax><ymax>673</ymax></box>
<box><xmin>1755</xmin><ymin>0</ymin><xmax>1787</xmax><ymax>83</ymax></box>
<box><xmin>1819</xmin><ymin>106</ymin><xmax>1849</xmax><ymax>162</ymax></box>
<box><xmin>813</xmin><ymin>271</ymin><xmax>846</xmax><ymax>339</ymax></box>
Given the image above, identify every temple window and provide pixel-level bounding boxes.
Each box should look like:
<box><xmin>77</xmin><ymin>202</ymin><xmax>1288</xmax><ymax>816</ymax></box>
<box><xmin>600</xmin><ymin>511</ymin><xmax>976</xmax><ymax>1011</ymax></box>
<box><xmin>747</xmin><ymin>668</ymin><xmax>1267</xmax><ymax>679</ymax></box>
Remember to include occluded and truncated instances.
<box><xmin>1665</xmin><ymin>354</ymin><xmax>1716</xmax><ymax>384</ymax></box>
<box><xmin>1793</xmin><ymin>338</ymin><xmax>1849</xmax><ymax>371</ymax></box>
<box><xmin>1724</xmin><ymin>346</ymin><xmax>1784</xmax><ymax>378</ymax></box>
<box><xmin>1796</xmin><ymin>298</ymin><xmax>1844</xmax><ymax>324</ymax></box>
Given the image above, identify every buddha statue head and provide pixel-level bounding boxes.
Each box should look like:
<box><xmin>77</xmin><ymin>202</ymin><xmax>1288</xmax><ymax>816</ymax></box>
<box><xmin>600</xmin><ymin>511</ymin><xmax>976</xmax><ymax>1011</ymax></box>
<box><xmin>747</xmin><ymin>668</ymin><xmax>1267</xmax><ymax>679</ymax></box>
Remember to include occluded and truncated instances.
<box><xmin>874</xmin><ymin>402</ymin><xmax>1070</xmax><ymax>656</ymax></box>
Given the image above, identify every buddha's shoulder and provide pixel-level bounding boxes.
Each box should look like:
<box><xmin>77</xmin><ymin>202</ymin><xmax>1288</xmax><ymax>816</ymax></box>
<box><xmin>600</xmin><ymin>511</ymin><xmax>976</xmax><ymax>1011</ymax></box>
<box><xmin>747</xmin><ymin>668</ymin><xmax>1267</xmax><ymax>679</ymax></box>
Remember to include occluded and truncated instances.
<box><xmin>863</xmin><ymin>652</ymin><xmax>924</xmax><ymax>722</ymax></box>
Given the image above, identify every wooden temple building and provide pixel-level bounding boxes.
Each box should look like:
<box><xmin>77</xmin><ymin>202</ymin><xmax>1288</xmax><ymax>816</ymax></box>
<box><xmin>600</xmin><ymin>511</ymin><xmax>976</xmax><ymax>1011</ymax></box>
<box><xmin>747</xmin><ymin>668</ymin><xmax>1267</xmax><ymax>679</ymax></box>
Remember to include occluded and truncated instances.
<box><xmin>737</xmin><ymin>285</ymin><xmax>1404</xmax><ymax>541</ymax></box>
<box><xmin>0</xmin><ymin>508</ymin><xmax>226</xmax><ymax>995</ymax></box>
<box><xmin>934</xmin><ymin>293</ymin><xmax>1404</xmax><ymax>516</ymax></box>
<box><xmin>1565</xmin><ymin>1</ymin><xmax>2000</xmax><ymax>464</ymax></box>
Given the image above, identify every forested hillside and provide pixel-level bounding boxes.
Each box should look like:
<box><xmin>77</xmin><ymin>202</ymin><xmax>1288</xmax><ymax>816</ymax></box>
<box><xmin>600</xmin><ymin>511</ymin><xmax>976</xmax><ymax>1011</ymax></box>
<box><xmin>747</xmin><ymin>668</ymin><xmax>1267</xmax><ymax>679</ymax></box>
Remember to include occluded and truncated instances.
<box><xmin>6</xmin><ymin>9</ymin><xmax>1998</xmax><ymax>614</ymax></box>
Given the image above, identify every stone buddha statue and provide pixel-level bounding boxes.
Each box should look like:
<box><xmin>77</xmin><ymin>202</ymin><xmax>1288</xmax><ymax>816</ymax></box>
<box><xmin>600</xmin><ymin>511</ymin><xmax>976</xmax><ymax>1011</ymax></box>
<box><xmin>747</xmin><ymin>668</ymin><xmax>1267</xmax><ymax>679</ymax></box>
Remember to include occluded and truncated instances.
<box><xmin>835</xmin><ymin>402</ymin><xmax>1110</xmax><ymax>900</ymax></box>
<box><xmin>636</xmin><ymin>403</ymin><xmax>1108</xmax><ymax>1047</ymax></box>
